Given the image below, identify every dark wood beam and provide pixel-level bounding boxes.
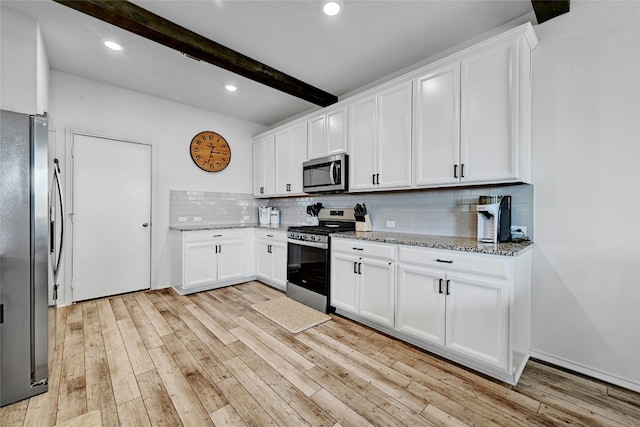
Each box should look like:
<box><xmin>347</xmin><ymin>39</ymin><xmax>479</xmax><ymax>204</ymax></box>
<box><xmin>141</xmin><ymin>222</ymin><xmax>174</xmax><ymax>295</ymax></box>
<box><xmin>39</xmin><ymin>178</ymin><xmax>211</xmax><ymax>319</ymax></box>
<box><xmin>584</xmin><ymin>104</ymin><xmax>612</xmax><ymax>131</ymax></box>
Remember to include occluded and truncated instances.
<box><xmin>531</xmin><ymin>0</ymin><xmax>570</xmax><ymax>24</ymax></box>
<box><xmin>53</xmin><ymin>0</ymin><xmax>338</xmax><ymax>107</ymax></box>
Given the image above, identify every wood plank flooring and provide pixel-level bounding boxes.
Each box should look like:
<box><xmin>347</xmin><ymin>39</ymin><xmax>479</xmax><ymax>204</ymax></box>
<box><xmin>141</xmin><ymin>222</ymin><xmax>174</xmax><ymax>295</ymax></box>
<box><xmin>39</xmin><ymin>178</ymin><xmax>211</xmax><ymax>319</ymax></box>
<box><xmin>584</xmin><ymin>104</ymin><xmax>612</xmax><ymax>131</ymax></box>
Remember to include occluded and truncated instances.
<box><xmin>1</xmin><ymin>281</ymin><xmax>639</xmax><ymax>426</ymax></box>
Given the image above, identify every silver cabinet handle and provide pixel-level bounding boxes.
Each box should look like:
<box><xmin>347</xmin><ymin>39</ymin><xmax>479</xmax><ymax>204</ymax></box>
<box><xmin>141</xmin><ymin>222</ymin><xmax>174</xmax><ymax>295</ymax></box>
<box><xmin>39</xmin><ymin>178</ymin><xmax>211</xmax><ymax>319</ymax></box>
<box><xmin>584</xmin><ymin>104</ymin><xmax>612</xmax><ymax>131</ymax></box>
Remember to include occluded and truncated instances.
<box><xmin>142</xmin><ymin>222</ymin><xmax>149</xmax><ymax>227</ymax></box>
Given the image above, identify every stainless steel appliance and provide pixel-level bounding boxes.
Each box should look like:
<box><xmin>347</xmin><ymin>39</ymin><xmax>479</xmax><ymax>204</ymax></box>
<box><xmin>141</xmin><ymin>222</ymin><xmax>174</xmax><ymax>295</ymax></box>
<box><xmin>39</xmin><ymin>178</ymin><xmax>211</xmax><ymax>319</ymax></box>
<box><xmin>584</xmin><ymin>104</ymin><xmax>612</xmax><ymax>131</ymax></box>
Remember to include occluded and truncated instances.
<box><xmin>0</xmin><ymin>110</ymin><xmax>51</xmax><ymax>406</ymax></box>
<box><xmin>477</xmin><ymin>195</ymin><xmax>511</xmax><ymax>243</ymax></box>
<box><xmin>287</xmin><ymin>208</ymin><xmax>356</xmax><ymax>313</ymax></box>
<box><xmin>302</xmin><ymin>154</ymin><xmax>348</xmax><ymax>194</ymax></box>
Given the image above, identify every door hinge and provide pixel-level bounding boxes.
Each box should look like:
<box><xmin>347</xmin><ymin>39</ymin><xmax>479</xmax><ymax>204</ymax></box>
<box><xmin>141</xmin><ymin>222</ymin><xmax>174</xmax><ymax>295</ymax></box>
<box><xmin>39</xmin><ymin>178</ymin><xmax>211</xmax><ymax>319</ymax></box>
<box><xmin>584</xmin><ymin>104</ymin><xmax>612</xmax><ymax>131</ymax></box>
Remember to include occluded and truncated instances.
<box><xmin>71</xmin><ymin>147</ymin><xmax>76</xmax><ymax>157</ymax></box>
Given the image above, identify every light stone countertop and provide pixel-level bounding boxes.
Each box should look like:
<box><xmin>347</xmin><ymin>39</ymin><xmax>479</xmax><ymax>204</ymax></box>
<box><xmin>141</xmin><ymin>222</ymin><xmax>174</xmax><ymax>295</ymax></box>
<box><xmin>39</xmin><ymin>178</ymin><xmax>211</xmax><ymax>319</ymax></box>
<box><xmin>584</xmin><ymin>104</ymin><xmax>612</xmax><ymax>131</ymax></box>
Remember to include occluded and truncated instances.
<box><xmin>331</xmin><ymin>230</ymin><xmax>533</xmax><ymax>256</ymax></box>
<box><xmin>169</xmin><ymin>223</ymin><xmax>292</xmax><ymax>233</ymax></box>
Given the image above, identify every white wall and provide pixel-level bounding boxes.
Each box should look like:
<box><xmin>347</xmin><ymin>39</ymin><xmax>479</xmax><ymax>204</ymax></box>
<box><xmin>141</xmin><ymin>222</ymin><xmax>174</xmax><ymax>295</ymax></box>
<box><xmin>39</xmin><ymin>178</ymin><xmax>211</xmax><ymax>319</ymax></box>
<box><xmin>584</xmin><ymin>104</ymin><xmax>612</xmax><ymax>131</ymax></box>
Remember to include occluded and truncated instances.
<box><xmin>0</xmin><ymin>7</ymin><xmax>40</xmax><ymax>114</ymax></box>
<box><xmin>530</xmin><ymin>0</ymin><xmax>640</xmax><ymax>391</ymax></box>
<box><xmin>50</xmin><ymin>71</ymin><xmax>265</xmax><ymax>305</ymax></box>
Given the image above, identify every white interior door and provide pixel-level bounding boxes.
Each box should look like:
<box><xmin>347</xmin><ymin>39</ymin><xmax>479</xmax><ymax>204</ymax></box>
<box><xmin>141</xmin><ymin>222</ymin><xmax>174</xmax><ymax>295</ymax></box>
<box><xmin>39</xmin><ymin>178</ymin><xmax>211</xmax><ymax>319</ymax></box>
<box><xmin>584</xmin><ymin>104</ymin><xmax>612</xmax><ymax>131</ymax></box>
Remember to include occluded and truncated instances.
<box><xmin>72</xmin><ymin>134</ymin><xmax>151</xmax><ymax>302</ymax></box>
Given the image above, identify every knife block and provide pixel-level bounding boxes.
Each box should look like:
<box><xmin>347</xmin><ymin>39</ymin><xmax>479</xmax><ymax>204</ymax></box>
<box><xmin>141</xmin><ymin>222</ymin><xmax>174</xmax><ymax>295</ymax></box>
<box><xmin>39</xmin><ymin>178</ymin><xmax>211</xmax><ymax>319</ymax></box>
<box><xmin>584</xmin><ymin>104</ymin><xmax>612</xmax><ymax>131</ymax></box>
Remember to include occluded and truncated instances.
<box><xmin>356</xmin><ymin>214</ymin><xmax>372</xmax><ymax>232</ymax></box>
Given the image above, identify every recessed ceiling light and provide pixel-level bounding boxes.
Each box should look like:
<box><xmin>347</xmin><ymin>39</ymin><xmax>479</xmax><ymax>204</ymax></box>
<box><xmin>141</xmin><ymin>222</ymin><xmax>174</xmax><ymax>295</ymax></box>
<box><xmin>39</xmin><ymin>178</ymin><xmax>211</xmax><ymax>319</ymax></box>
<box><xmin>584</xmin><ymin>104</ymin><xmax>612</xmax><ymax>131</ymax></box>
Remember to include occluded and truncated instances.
<box><xmin>225</xmin><ymin>84</ymin><xmax>237</xmax><ymax>92</ymax></box>
<box><xmin>104</xmin><ymin>40</ymin><xmax>123</xmax><ymax>51</ymax></box>
<box><xmin>322</xmin><ymin>0</ymin><xmax>342</xmax><ymax>16</ymax></box>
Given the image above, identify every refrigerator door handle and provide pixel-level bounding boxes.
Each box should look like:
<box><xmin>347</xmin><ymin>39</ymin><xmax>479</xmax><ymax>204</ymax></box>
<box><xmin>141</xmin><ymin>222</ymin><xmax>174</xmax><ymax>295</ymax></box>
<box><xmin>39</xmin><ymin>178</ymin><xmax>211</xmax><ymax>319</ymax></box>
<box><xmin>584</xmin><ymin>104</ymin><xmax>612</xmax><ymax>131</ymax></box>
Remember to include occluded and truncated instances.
<box><xmin>52</xmin><ymin>158</ymin><xmax>65</xmax><ymax>281</ymax></box>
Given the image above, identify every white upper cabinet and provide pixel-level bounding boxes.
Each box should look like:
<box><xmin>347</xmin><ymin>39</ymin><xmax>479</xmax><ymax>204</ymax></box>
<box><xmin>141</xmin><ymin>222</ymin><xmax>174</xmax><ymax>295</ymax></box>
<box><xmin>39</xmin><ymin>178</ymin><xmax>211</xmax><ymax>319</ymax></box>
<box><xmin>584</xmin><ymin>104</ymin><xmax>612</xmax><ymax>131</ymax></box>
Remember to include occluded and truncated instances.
<box><xmin>413</xmin><ymin>26</ymin><xmax>536</xmax><ymax>187</ymax></box>
<box><xmin>253</xmin><ymin>134</ymin><xmax>274</xmax><ymax>197</ymax></box>
<box><xmin>460</xmin><ymin>39</ymin><xmax>519</xmax><ymax>184</ymax></box>
<box><xmin>275</xmin><ymin>121</ymin><xmax>307</xmax><ymax>195</ymax></box>
<box><xmin>349</xmin><ymin>81</ymin><xmax>412</xmax><ymax>192</ymax></box>
<box><xmin>413</xmin><ymin>61</ymin><xmax>461</xmax><ymax>186</ymax></box>
<box><xmin>307</xmin><ymin>106</ymin><xmax>347</xmax><ymax>160</ymax></box>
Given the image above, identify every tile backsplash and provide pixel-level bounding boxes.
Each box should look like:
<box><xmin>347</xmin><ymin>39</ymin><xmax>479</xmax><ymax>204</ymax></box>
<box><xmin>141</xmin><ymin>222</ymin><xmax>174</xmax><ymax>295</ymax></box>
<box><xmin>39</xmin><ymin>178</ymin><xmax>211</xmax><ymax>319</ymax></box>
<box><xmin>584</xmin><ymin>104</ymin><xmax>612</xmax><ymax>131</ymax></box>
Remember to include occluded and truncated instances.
<box><xmin>266</xmin><ymin>184</ymin><xmax>534</xmax><ymax>239</ymax></box>
<box><xmin>170</xmin><ymin>184</ymin><xmax>534</xmax><ymax>239</ymax></box>
<box><xmin>170</xmin><ymin>190</ymin><xmax>261</xmax><ymax>225</ymax></box>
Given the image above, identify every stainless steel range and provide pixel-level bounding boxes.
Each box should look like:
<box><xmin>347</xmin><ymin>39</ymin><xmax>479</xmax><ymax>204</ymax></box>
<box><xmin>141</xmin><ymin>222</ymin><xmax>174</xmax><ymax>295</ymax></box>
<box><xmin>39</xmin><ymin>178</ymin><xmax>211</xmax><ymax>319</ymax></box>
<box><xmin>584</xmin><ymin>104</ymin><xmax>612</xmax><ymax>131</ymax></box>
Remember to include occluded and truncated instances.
<box><xmin>286</xmin><ymin>208</ymin><xmax>356</xmax><ymax>313</ymax></box>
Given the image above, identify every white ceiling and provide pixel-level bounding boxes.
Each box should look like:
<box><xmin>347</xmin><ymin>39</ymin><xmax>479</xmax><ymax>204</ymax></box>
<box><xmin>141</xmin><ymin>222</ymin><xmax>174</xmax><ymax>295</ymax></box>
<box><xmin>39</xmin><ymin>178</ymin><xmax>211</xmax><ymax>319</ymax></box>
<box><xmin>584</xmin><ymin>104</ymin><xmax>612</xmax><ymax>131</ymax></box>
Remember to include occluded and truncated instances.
<box><xmin>3</xmin><ymin>0</ymin><xmax>535</xmax><ymax>127</ymax></box>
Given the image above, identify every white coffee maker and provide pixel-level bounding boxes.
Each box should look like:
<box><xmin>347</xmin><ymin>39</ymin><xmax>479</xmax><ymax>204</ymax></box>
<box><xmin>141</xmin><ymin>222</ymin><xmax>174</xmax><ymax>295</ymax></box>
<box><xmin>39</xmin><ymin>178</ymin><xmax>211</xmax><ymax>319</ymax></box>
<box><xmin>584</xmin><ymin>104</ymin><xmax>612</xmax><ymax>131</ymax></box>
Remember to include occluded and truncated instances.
<box><xmin>259</xmin><ymin>206</ymin><xmax>271</xmax><ymax>226</ymax></box>
<box><xmin>477</xmin><ymin>196</ymin><xmax>511</xmax><ymax>243</ymax></box>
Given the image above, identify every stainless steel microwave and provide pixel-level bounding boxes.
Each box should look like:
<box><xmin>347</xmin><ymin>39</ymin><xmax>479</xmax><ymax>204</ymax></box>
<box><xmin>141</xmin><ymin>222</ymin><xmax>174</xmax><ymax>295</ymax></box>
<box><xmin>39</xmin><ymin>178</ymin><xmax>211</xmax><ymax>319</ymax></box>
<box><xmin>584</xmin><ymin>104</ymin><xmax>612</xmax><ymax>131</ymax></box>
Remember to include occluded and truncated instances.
<box><xmin>302</xmin><ymin>154</ymin><xmax>348</xmax><ymax>194</ymax></box>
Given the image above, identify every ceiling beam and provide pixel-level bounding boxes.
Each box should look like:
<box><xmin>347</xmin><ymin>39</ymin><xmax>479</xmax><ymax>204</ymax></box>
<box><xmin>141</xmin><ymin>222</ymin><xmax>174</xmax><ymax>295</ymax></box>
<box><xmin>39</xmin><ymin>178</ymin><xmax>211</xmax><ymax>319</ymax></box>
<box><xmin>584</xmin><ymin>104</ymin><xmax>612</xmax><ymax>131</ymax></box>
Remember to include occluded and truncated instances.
<box><xmin>531</xmin><ymin>0</ymin><xmax>570</xmax><ymax>24</ymax></box>
<box><xmin>53</xmin><ymin>0</ymin><xmax>338</xmax><ymax>107</ymax></box>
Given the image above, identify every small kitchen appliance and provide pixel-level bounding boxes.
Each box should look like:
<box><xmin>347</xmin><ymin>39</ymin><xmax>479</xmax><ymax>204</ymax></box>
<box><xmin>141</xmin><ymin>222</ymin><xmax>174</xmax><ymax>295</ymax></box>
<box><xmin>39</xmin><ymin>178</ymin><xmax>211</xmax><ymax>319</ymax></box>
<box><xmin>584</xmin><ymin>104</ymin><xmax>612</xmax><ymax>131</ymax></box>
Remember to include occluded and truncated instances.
<box><xmin>259</xmin><ymin>206</ymin><xmax>271</xmax><ymax>225</ymax></box>
<box><xmin>477</xmin><ymin>195</ymin><xmax>511</xmax><ymax>243</ymax></box>
<box><xmin>287</xmin><ymin>208</ymin><xmax>356</xmax><ymax>313</ymax></box>
<box><xmin>270</xmin><ymin>208</ymin><xmax>280</xmax><ymax>226</ymax></box>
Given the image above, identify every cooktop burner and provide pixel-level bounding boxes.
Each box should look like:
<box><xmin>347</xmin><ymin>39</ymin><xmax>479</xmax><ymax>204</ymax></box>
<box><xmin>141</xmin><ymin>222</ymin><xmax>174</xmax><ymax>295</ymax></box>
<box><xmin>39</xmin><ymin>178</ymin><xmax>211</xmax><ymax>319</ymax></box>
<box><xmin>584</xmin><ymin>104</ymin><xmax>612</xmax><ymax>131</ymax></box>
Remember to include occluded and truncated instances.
<box><xmin>287</xmin><ymin>224</ymin><xmax>355</xmax><ymax>235</ymax></box>
<box><xmin>288</xmin><ymin>208</ymin><xmax>356</xmax><ymax>241</ymax></box>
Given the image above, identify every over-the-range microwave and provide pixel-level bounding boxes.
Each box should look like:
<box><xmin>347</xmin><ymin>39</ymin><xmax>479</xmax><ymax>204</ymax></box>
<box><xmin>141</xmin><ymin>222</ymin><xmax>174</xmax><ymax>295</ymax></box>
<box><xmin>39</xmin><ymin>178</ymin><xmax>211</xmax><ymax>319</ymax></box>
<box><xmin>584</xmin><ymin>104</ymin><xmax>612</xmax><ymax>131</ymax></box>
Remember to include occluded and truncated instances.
<box><xmin>302</xmin><ymin>154</ymin><xmax>348</xmax><ymax>194</ymax></box>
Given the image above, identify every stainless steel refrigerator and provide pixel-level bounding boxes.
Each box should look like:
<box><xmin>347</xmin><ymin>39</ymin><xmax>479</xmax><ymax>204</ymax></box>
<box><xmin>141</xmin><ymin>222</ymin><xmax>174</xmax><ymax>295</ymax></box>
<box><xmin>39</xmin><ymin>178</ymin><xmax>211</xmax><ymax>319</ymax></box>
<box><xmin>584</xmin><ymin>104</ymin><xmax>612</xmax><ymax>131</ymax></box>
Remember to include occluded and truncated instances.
<box><xmin>0</xmin><ymin>110</ymin><xmax>50</xmax><ymax>406</ymax></box>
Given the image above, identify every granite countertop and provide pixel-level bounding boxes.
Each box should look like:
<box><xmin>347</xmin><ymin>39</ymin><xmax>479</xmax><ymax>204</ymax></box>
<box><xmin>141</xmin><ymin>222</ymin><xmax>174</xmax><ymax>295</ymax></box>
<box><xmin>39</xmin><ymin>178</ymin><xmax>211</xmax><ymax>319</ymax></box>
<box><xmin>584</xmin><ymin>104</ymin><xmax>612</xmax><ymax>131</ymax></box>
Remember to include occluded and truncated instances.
<box><xmin>169</xmin><ymin>223</ymin><xmax>292</xmax><ymax>233</ymax></box>
<box><xmin>331</xmin><ymin>230</ymin><xmax>533</xmax><ymax>256</ymax></box>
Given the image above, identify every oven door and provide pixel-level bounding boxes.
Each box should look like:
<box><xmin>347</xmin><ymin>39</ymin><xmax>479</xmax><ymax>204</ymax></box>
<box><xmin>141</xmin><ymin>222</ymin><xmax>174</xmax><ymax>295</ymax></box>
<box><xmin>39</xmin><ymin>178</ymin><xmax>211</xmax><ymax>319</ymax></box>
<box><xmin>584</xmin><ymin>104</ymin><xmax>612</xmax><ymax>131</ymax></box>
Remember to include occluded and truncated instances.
<box><xmin>286</xmin><ymin>239</ymin><xmax>328</xmax><ymax>296</ymax></box>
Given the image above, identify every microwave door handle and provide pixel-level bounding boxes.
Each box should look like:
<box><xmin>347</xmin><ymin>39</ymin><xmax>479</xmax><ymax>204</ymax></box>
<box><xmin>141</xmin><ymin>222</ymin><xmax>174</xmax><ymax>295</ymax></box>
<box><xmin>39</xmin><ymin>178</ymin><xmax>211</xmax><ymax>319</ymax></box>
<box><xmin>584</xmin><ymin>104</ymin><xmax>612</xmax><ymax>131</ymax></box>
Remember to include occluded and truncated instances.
<box><xmin>329</xmin><ymin>162</ymin><xmax>337</xmax><ymax>185</ymax></box>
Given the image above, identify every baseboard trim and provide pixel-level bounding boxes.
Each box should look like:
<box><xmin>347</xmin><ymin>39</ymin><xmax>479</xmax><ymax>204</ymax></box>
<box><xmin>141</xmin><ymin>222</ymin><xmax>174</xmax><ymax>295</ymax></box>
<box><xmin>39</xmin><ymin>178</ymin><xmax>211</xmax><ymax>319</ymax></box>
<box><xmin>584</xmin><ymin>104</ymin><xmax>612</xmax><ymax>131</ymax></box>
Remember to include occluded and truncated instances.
<box><xmin>529</xmin><ymin>349</ymin><xmax>640</xmax><ymax>393</ymax></box>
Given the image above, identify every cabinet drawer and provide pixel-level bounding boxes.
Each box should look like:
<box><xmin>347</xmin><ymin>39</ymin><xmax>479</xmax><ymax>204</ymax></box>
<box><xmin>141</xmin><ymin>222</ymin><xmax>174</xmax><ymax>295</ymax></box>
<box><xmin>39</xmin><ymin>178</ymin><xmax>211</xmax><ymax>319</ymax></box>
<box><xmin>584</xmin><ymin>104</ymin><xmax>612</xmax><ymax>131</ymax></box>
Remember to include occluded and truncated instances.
<box><xmin>255</xmin><ymin>228</ymin><xmax>286</xmax><ymax>242</ymax></box>
<box><xmin>184</xmin><ymin>228</ymin><xmax>246</xmax><ymax>243</ymax></box>
<box><xmin>331</xmin><ymin>238</ymin><xmax>395</xmax><ymax>260</ymax></box>
<box><xmin>398</xmin><ymin>246</ymin><xmax>510</xmax><ymax>279</ymax></box>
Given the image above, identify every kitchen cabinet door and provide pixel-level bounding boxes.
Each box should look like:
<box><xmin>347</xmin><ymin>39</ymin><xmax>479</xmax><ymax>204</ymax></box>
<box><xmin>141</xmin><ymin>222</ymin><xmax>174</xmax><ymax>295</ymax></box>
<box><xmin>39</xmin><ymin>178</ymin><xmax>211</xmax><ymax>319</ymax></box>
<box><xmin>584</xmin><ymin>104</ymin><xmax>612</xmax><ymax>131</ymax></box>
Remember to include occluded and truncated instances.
<box><xmin>271</xmin><ymin>241</ymin><xmax>288</xmax><ymax>290</ymax></box>
<box><xmin>413</xmin><ymin>62</ymin><xmax>461</xmax><ymax>186</ymax></box>
<box><xmin>274</xmin><ymin>121</ymin><xmax>307</xmax><ymax>196</ymax></box>
<box><xmin>274</xmin><ymin>128</ymin><xmax>292</xmax><ymax>195</ymax></box>
<box><xmin>348</xmin><ymin>81</ymin><xmax>412</xmax><ymax>192</ymax></box>
<box><xmin>348</xmin><ymin>95</ymin><xmax>377</xmax><ymax>191</ymax></box>
<box><xmin>183</xmin><ymin>241</ymin><xmax>217</xmax><ymax>289</ymax></box>
<box><xmin>376</xmin><ymin>81</ymin><xmax>412</xmax><ymax>190</ymax></box>
<box><xmin>254</xmin><ymin>134</ymin><xmax>275</xmax><ymax>197</ymax></box>
<box><xmin>445</xmin><ymin>272</ymin><xmax>508</xmax><ymax>370</ymax></box>
<box><xmin>326</xmin><ymin>107</ymin><xmax>347</xmax><ymax>156</ymax></box>
<box><xmin>256</xmin><ymin>240</ymin><xmax>272</xmax><ymax>281</ymax></box>
<box><xmin>216</xmin><ymin>238</ymin><xmax>246</xmax><ymax>281</ymax></box>
<box><xmin>289</xmin><ymin>122</ymin><xmax>307</xmax><ymax>194</ymax></box>
<box><xmin>460</xmin><ymin>40</ymin><xmax>518</xmax><ymax>184</ymax></box>
<box><xmin>307</xmin><ymin>107</ymin><xmax>347</xmax><ymax>160</ymax></box>
<box><xmin>330</xmin><ymin>252</ymin><xmax>359</xmax><ymax>313</ymax></box>
<box><xmin>397</xmin><ymin>263</ymin><xmax>446</xmax><ymax>346</ymax></box>
<box><xmin>307</xmin><ymin>115</ymin><xmax>326</xmax><ymax>161</ymax></box>
<box><xmin>359</xmin><ymin>257</ymin><xmax>395</xmax><ymax>328</ymax></box>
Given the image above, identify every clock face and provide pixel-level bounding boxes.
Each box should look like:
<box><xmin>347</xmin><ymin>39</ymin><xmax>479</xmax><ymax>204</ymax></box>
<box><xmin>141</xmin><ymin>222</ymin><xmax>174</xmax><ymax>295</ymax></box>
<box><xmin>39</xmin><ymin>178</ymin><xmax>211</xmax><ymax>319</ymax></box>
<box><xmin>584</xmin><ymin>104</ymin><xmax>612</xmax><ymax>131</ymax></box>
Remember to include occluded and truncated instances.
<box><xmin>189</xmin><ymin>131</ymin><xmax>231</xmax><ymax>172</ymax></box>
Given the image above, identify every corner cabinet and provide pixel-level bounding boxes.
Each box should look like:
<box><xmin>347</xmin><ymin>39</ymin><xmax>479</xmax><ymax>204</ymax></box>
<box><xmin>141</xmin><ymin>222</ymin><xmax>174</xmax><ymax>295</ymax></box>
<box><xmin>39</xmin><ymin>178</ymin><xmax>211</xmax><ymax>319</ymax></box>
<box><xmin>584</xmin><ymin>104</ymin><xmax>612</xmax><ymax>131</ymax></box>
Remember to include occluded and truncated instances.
<box><xmin>348</xmin><ymin>81</ymin><xmax>412</xmax><ymax>192</ymax></box>
<box><xmin>330</xmin><ymin>237</ymin><xmax>532</xmax><ymax>385</ymax></box>
<box><xmin>255</xmin><ymin>229</ymin><xmax>288</xmax><ymax>290</ymax></box>
<box><xmin>413</xmin><ymin>25</ymin><xmax>537</xmax><ymax>187</ymax></box>
<box><xmin>171</xmin><ymin>229</ymin><xmax>254</xmax><ymax>294</ymax></box>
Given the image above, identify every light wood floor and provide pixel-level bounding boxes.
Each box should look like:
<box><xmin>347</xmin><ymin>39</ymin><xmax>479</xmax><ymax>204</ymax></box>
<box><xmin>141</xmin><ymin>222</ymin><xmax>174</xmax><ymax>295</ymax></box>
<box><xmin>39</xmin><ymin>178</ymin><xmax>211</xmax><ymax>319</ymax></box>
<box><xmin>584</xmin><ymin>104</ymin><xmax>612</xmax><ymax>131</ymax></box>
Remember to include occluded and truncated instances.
<box><xmin>2</xmin><ymin>281</ymin><xmax>639</xmax><ymax>426</ymax></box>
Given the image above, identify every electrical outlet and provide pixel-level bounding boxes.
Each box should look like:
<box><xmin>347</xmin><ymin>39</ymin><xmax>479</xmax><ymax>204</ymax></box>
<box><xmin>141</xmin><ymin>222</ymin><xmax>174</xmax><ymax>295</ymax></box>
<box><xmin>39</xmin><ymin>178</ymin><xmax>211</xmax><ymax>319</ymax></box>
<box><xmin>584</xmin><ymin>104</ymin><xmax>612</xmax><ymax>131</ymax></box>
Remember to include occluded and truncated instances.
<box><xmin>510</xmin><ymin>225</ymin><xmax>527</xmax><ymax>238</ymax></box>
<box><xmin>386</xmin><ymin>220</ymin><xmax>396</xmax><ymax>228</ymax></box>
<box><xmin>178</xmin><ymin>217</ymin><xmax>187</xmax><ymax>223</ymax></box>
<box><xmin>193</xmin><ymin>216</ymin><xmax>202</xmax><ymax>222</ymax></box>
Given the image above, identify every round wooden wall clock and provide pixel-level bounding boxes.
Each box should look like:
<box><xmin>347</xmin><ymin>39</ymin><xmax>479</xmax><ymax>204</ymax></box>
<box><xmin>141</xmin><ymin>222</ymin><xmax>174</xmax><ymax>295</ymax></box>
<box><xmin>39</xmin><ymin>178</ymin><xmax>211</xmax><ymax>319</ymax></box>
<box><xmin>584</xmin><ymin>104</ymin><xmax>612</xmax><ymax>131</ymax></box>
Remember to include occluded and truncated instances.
<box><xmin>189</xmin><ymin>131</ymin><xmax>231</xmax><ymax>172</ymax></box>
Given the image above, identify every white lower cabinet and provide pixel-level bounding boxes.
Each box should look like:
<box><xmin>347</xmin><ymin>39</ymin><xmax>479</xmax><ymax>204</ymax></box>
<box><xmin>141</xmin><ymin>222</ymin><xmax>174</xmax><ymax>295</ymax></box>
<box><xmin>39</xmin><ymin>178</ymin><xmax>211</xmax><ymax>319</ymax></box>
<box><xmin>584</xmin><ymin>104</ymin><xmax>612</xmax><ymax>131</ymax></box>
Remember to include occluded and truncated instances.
<box><xmin>255</xmin><ymin>229</ymin><xmax>287</xmax><ymax>290</ymax></box>
<box><xmin>330</xmin><ymin>238</ymin><xmax>395</xmax><ymax>328</ymax></box>
<box><xmin>398</xmin><ymin>262</ymin><xmax>508</xmax><ymax>370</ymax></box>
<box><xmin>331</xmin><ymin>237</ymin><xmax>531</xmax><ymax>385</ymax></box>
<box><xmin>172</xmin><ymin>229</ymin><xmax>252</xmax><ymax>294</ymax></box>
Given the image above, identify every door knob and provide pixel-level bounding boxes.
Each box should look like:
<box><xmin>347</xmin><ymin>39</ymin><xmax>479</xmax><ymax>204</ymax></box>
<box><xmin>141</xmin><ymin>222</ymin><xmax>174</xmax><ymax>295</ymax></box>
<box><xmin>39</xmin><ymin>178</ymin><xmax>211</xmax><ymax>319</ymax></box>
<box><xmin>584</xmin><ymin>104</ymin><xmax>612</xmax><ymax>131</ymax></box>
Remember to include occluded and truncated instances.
<box><xmin>142</xmin><ymin>222</ymin><xmax>149</xmax><ymax>227</ymax></box>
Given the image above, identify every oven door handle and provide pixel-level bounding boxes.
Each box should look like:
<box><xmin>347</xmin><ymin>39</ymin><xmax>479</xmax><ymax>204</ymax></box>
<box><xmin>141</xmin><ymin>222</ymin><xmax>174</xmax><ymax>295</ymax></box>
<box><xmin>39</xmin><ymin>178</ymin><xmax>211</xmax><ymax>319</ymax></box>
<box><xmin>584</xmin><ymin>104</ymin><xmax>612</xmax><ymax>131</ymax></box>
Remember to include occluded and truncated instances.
<box><xmin>287</xmin><ymin>238</ymin><xmax>328</xmax><ymax>250</ymax></box>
